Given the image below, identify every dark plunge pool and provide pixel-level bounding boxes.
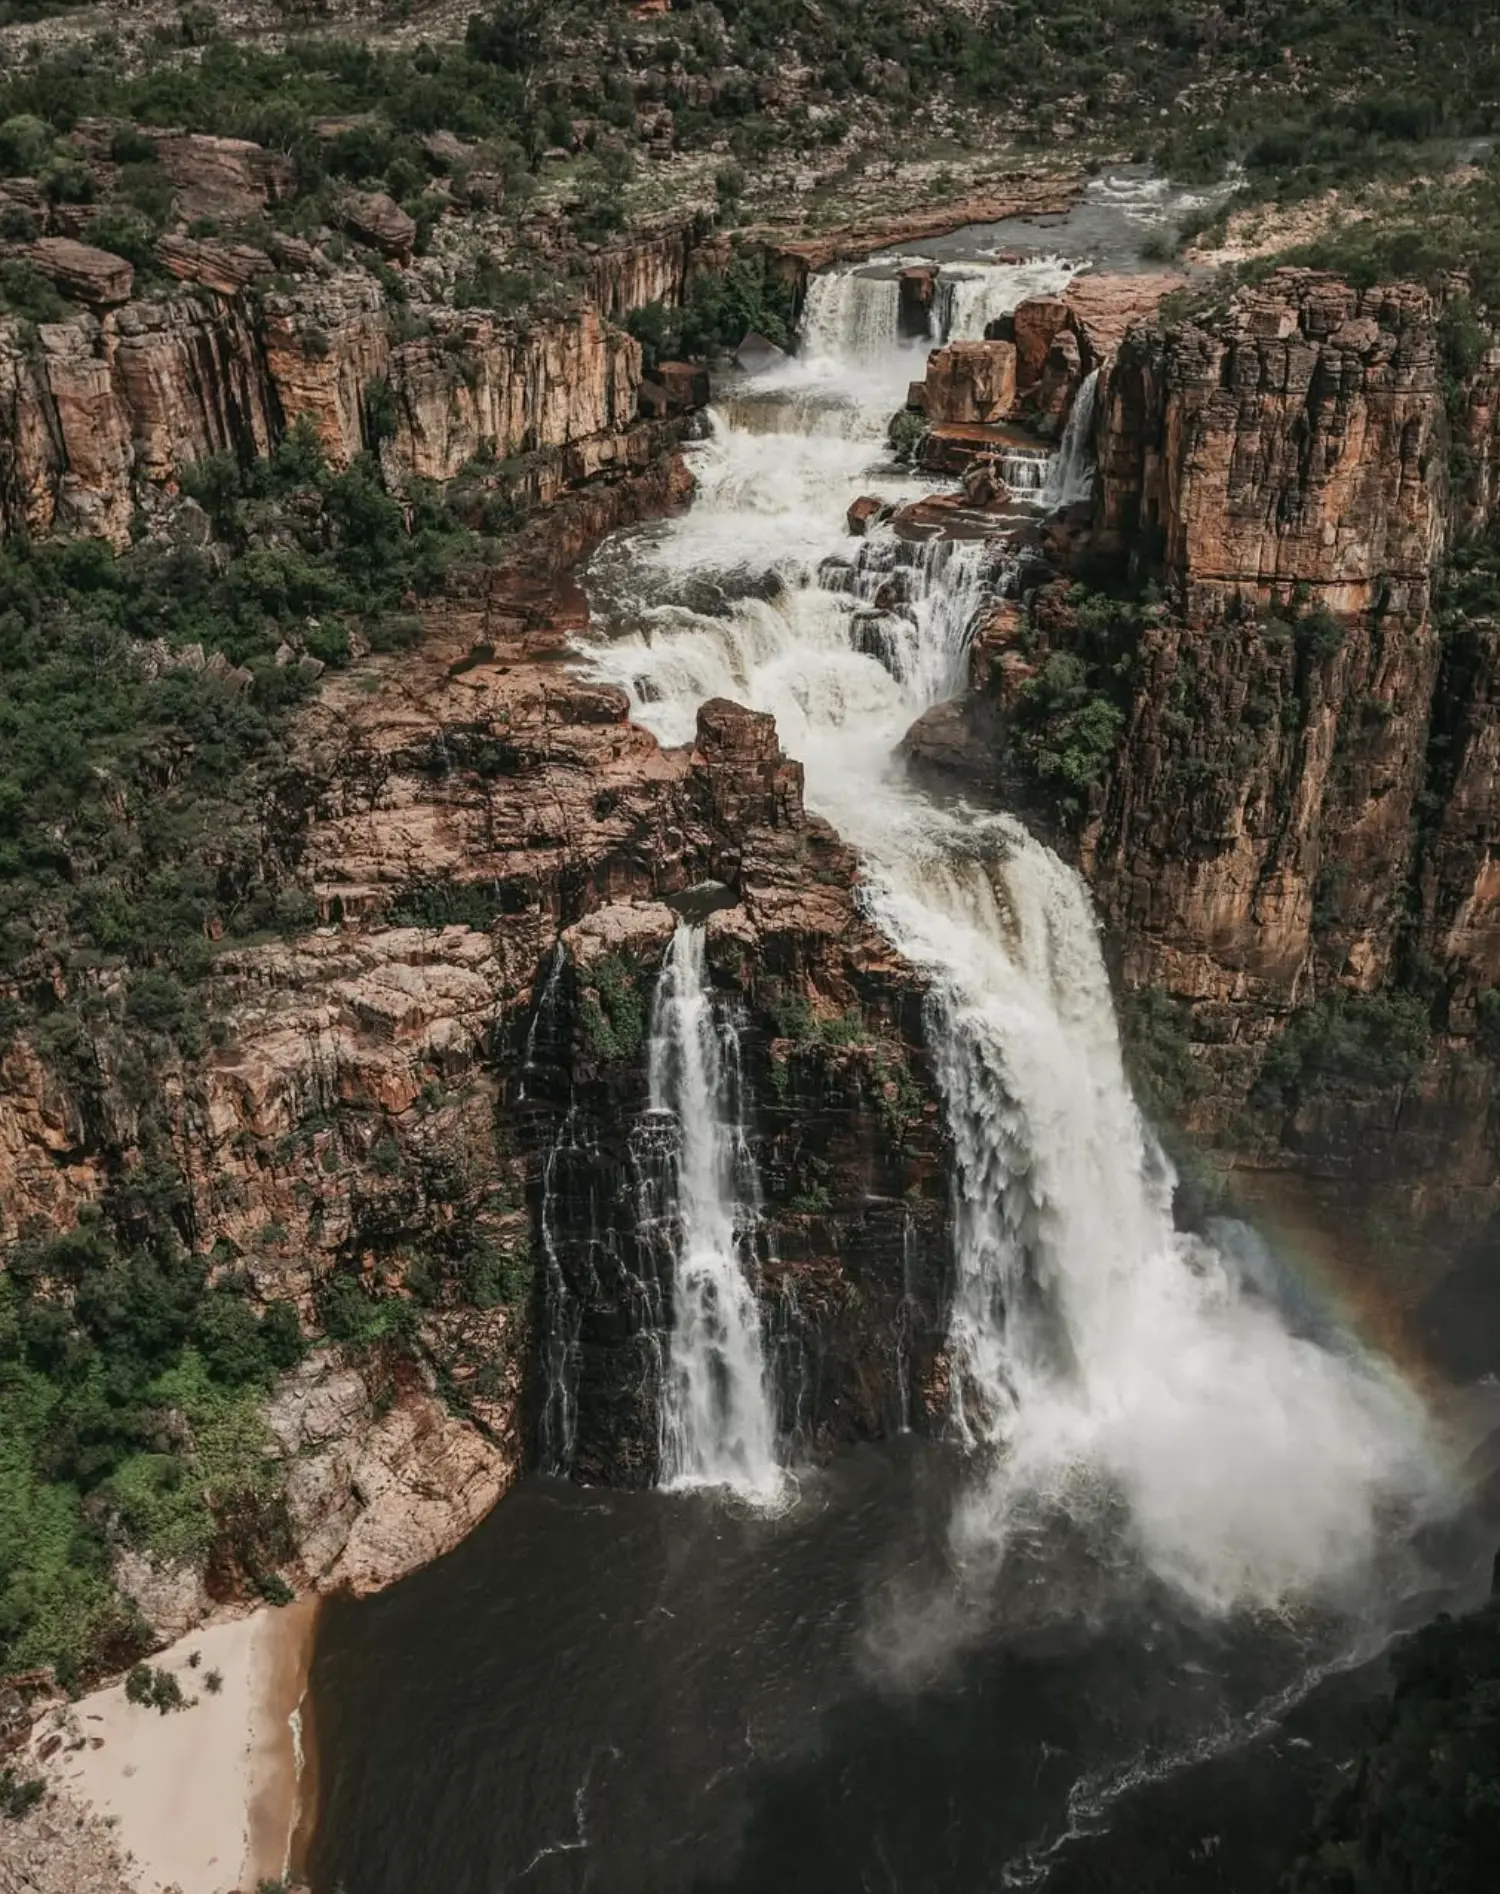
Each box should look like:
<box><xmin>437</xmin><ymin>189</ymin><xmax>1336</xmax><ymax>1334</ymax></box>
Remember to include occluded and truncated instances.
<box><xmin>305</xmin><ymin>1435</ymin><xmax>1494</xmax><ymax>1894</ymax></box>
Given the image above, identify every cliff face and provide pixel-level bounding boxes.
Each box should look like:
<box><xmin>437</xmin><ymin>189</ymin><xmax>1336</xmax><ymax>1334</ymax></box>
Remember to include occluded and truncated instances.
<box><xmin>0</xmin><ymin>457</ymin><xmax>951</xmax><ymax>1606</ymax></box>
<box><xmin>0</xmin><ymin>275</ymin><xmax>646</xmax><ymax>544</ymax></box>
<box><xmin>905</xmin><ymin>268</ymin><xmax>1500</xmax><ymax>1235</ymax></box>
<box><xmin>1094</xmin><ymin>275</ymin><xmax>1449</xmax><ymax>619</ymax></box>
<box><xmin>520</xmin><ymin>702</ymin><xmax>950</xmax><ymax>1484</ymax></box>
<box><xmin>1074</xmin><ymin>271</ymin><xmax>1500</xmax><ymax>1228</ymax></box>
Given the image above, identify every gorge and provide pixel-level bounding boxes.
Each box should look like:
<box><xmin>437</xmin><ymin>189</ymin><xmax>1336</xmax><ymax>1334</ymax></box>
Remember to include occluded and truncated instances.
<box><xmin>307</xmin><ymin>227</ymin><xmax>1500</xmax><ymax>1892</ymax></box>
<box><xmin>5</xmin><ymin>5</ymin><xmax>1500</xmax><ymax>1887</ymax></box>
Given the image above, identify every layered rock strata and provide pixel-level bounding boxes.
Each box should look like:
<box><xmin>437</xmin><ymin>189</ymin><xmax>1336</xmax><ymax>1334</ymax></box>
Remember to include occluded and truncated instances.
<box><xmin>0</xmin><ymin>280</ymin><xmax>650</xmax><ymax>544</ymax></box>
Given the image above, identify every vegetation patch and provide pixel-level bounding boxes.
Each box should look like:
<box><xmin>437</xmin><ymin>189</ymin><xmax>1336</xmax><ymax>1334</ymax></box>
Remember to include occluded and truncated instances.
<box><xmin>124</xmin><ymin>1660</ymin><xmax>187</xmax><ymax>1713</ymax></box>
<box><xmin>1253</xmin><ymin>991</ymin><xmax>1432</xmax><ymax>1117</ymax></box>
<box><xmin>1286</xmin><ymin>1593</ymin><xmax>1500</xmax><ymax>1894</ymax></box>
<box><xmin>579</xmin><ymin>954</ymin><xmax>649</xmax><ymax>1064</ymax></box>
<box><xmin>1</xmin><ymin>1223</ymin><xmax>303</xmax><ymax>1683</ymax></box>
<box><xmin>1121</xmin><ymin>987</ymin><xmax>1207</xmax><ymax>1126</ymax></box>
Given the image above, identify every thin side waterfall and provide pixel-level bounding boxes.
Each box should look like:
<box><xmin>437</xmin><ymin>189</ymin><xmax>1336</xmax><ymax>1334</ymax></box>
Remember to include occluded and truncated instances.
<box><xmin>1041</xmin><ymin>367</ymin><xmax>1102</xmax><ymax>508</ymax></box>
<box><xmin>537</xmin><ymin>1106</ymin><xmax>583</xmax><ymax>1475</ymax></box>
<box><xmin>649</xmin><ymin>925</ymin><xmax>781</xmax><ymax>1499</ymax></box>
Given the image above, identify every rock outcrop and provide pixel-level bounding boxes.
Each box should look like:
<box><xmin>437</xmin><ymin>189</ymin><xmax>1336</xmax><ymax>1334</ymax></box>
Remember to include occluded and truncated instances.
<box><xmin>1094</xmin><ymin>272</ymin><xmax>1448</xmax><ymax>619</ymax></box>
<box><xmin>1033</xmin><ymin>270</ymin><xmax>1500</xmax><ymax>1233</ymax></box>
<box><xmin>0</xmin><ymin>280</ymin><xmax>649</xmax><ymax>545</ymax></box>
<box><xmin>0</xmin><ymin>206</ymin><xmax>727</xmax><ymax>544</ymax></box>
<box><xmin>902</xmin><ymin>265</ymin><xmax>1500</xmax><ymax>1239</ymax></box>
<box><xmin>918</xmin><ymin>338</ymin><xmax>1017</xmax><ymax>424</ymax></box>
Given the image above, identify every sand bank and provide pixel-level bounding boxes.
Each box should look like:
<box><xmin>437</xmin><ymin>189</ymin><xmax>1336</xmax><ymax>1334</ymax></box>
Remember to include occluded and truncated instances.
<box><xmin>27</xmin><ymin>1596</ymin><xmax>317</xmax><ymax>1894</ymax></box>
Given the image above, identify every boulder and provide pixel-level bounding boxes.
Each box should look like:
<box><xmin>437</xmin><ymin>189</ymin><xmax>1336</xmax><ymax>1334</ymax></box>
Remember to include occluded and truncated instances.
<box><xmin>1012</xmin><ymin>295</ymin><xmax>1071</xmax><ymax>388</ymax></box>
<box><xmin>657</xmin><ymin>359</ymin><xmax>710</xmax><ymax>411</ymax></box>
<box><xmin>27</xmin><ymin>237</ymin><xmax>132</xmax><ymax>308</ymax></box>
<box><xmin>919</xmin><ymin>339</ymin><xmax>1017</xmax><ymax>425</ymax></box>
<box><xmin>154</xmin><ymin>133</ymin><xmax>296</xmax><ymax>221</ymax></box>
<box><xmin>847</xmin><ymin>495</ymin><xmax>887</xmax><ymax>536</ymax></box>
<box><xmin>155</xmin><ymin>234</ymin><xmax>272</xmax><ymax>296</ymax></box>
<box><xmin>734</xmin><ymin>329</ymin><xmax>787</xmax><ymax>373</ymax></box>
<box><xmin>342</xmin><ymin>191</ymin><xmax>417</xmax><ymax>261</ymax></box>
<box><xmin>422</xmin><ymin>130</ymin><xmax>471</xmax><ymax>170</ymax></box>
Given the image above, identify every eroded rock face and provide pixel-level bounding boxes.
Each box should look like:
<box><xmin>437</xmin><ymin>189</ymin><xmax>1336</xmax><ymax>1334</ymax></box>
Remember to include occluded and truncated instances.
<box><xmin>0</xmin><ymin>274</ymin><xmax>650</xmax><ymax>544</ymax></box>
<box><xmin>1002</xmin><ymin>272</ymin><xmax>1185</xmax><ymax>430</ymax></box>
<box><xmin>908</xmin><ymin>267</ymin><xmax>1500</xmax><ymax>1237</ymax></box>
<box><xmin>520</xmin><ymin>698</ymin><xmax>952</xmax><ymax>1484</ymax></box>
<box><xmin>152</xmin><ymin>132</ymin><xmax>297</xmax><ymax>221</ymax></box>
<box><xmin>266</xmin><ymin>1349</ymin><xmax>520</xmax><ymax>1595</ymax></box>
<box><xmin>341</xmin><ymin>190</ymin><xmax>417</xmax><ymax>260</ymax></box>
<box><xmin>1069</xmin><ymin>273</ymin><xmax>1500</xmax><ymax>1226</ymax></box>
<box><xmin>1095</xmin><ymin>271</ymin><xmax>1448</xmax><ymax>619</ymax></box>
<box><xmin>919</xmin><ymin>339</ymin><xmax>1018</xmax><ymax>424</ymax></box>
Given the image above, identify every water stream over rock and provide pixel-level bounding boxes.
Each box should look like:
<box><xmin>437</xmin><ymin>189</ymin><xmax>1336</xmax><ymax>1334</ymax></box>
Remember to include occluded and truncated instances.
<box><xmin>647</xmin><ymin>925</ymin><xmax>781</xmax><ymax>1498</ymax></box>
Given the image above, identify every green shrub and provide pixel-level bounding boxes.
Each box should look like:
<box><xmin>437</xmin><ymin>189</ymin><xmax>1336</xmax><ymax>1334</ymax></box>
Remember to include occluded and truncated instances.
<box><xmin>0</xmin><ymin>258</ymin><xmax>66</xmax><ymax>322</ymax></box>
<box><xmin>108</xmin><ymin>125</ymin><xmax>158</xmax><ymax>165</ymax></box>
<box><xmin>0</xmin><ymin>1228</ymin><xmax>305</xmax><ymax>1681</ymax></box>
<box><xmin>0</xmin><ymin>114</ymin><xmax>53</xmax><ymax>175</ymax></box>
<box><xmin>1255</xmin><ymin>991</ymin><xmax>1432</xmax><ymax>1114</ymax></box>
<box><xmin>463</xmin><ymin>1237</ymin><xmax>533</xmax><ymax>1308</ymax></box>
<box><xmin>1015</xmin><ymin>651</ymin><xmax>1126</xmax><ymax>817</ymax></box>
<box><xmin>125</xmin><ymin>1662</ymin><xmax>186</xmax><ymax>1713</ymax></box>
<box><xmin>0</xmin><ymin>1768</ymin><xmax>45</xmax><ymax>1819</ymax></box>
<box><xmin>1121</xmin><ymin>987</ymin><xmax>1205</xmax><ymax>1124</ymax></box>
<box><xmin>1296</xmin><ymin>605</ymin><xmax>1346</xmax><ymax>664</ymax></box>
<box><xmin>579</xmin><ymin>954</ymin><xmax>648</xmax><ymax>1063</ymax></box>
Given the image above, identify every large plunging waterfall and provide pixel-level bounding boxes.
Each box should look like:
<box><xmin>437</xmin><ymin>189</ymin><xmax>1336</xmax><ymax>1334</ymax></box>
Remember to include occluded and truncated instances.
<box><xmin>584</xmin><ymin>254</ymin><xmax>1441</xmax><ymax>1609</ymax></box>
<box><xmin>648</xmin><ymin>926</ymin><xmax>781</xmax><ymax>1498</ymax></box>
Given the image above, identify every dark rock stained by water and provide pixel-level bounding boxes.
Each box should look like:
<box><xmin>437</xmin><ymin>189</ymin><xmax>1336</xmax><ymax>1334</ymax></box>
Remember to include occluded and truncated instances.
<box><xmin>514</xmin><ymin>921</ymin><xmax>953</xmax><ymax>1484</ymax></box>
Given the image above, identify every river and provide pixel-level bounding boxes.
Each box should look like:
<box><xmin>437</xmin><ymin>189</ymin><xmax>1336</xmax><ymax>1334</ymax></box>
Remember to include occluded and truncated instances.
<box><xmin>306</xmin><ymin>177</ymin><xmax>1500</xmax><ymax>1893</ymax></box>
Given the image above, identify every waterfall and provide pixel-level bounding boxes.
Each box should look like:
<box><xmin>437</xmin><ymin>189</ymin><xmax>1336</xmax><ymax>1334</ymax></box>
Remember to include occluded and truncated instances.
<box><xmin>864</xmin><ymin>821</ymin><xmax>1435</xmax><ymax>1611</ymax></box>
<box><xmin>1041</xmin><ymin>367</ymin><xmax>1102</xmax><ymax>508</ymax></box>
<box><xmin>648</xmin><ymin>926</ymin><xmax>781</xmax><ymax>1499</ymax></box>
<box><xmin>999</xmin><ymin>450</ymin><xmax>1050</xmax><ymax>495</ymax></box>
<box><xmin>844</xmin><ymin>534</ymin><xmax>995</xmax><ymax>703</ymax></box>
<box><xmin>579</xmin><ymin>258</ymin><xmax>1440</xmax><ymax>1612</ymax></box>
<box><xmin>537</xmin><ymin>1106</ymin><xmax>584</xmax><ymax>1475</ymax></box>
<box><xmin>936</xmin><ymin>257</ymin><xmax>1083</xmax><ymax>342</ymax></box>
<box><xmin>798</xmin><ymin>269</ymin><xmax>902</xmax><ymax>367</ymax></box>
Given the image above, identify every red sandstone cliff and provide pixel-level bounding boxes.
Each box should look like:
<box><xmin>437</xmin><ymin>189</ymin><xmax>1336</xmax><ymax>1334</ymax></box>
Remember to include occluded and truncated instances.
<box><xmin>0</xmin><ymin>279</ymin><xmax>648</xmax><ymax>545</ymax></box>
<box><xmin>1073</xmin><ymin>271</ymin><xmax>1500</xmax><ymax>1229</ymax></box>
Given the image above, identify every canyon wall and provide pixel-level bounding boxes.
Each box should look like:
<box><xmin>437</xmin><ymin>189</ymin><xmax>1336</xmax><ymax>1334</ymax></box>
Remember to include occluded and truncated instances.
<box><xmin>0</xmin><ymin>473</ymin><xmax>951</xmax><ymax>1619</ymax></box>
<box><xmin>0</xmin><ymin>275</ymin><xmax>647</xmax><ymax>545</ymax></box>
<box><xmin>905</xmin><ymin>265</ymin><xmax>1500</xmax><ymax>1242</ymax></box>
<box><xmin>1072</xmin><ymin>271</ymin><xmax>1500</xmax><ymax>1234</ymax></box>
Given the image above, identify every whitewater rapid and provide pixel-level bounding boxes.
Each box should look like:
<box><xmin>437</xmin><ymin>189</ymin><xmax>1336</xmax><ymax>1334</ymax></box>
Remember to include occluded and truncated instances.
<box><xmin>579</xmin><ymin>256</ymin><xmax>1444</xmax><ymax>1612</ymax></box>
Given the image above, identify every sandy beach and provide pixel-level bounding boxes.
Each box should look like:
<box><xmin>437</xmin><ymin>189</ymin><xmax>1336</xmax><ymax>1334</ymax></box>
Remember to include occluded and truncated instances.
<box><xmin>26</xmin><ymin>1597</ymin><xmax>318</xmax><ymax>1894</ymax></box>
